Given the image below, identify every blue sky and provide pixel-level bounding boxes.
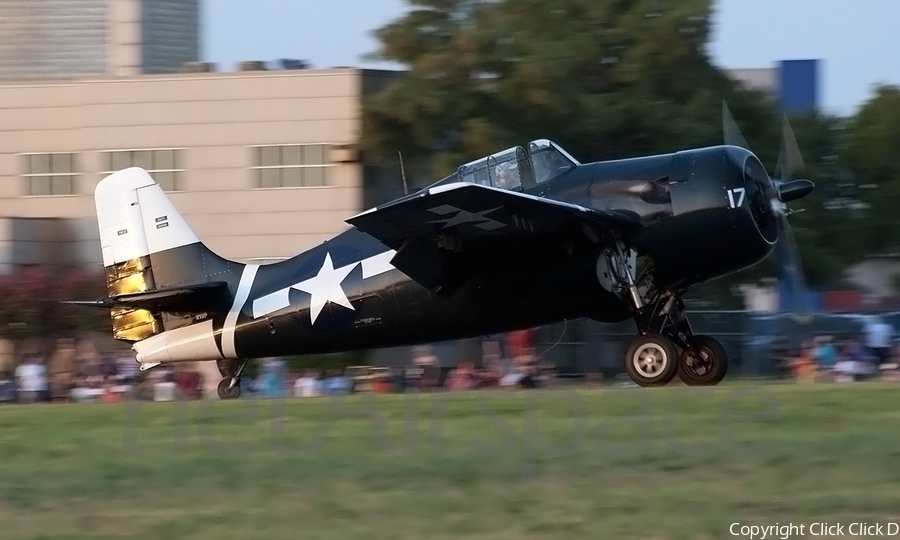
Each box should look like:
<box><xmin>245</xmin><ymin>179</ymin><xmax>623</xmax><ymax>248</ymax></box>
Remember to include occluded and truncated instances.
<box><xmin>204</xmin><ymin>0</ymin><xmax>900</xmax><ymax>117</ymax></box>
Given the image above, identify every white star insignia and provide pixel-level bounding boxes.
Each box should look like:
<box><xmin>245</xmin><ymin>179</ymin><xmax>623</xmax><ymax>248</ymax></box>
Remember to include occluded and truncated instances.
<box><xmin>292</xmin><ymin>253</ymin><xmax>357</xmax><ymax>325</ymax></box>
<box><xmin>250</xmin><ymin>250</ymin><xmax>398</xmax><ymax>323</ymax></box>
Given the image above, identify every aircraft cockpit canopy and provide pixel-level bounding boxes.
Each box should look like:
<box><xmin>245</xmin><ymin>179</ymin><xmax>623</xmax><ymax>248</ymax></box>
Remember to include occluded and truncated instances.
<box><xmin>434</xmin><ymin>139</ymin><xmax>579</xmax><ymax>192</ymax></box>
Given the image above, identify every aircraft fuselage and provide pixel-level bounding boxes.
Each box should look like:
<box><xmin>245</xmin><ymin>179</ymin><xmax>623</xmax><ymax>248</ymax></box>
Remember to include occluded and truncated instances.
<box><xmin>219</xmin><ymin>144</ymin><xmax>775</xmax><ymax>360</ymax></box>
<box><xmin>111</xmin><ymin>143</ymin><xmax>781</xmax><ymax>368</ymax></box>
<box><xmin>229</xmin><ymin>226</ymin><xmax>620</xmax><ymax>359</ymax></box>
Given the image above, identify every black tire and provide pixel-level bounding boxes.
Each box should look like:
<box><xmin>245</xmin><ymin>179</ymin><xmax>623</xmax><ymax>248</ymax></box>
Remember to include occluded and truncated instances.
<box><xmin>678</xmin><ymin>335</ymin><xmax>728</xmax><ymax>386</ymax></box>
<box><xmin>217</xmin><ymin>378</ymin><xmax>242</xmax><ymax>400</ymax></box>
<box><xmin>625</xmin><ymin>334</ymin><xmax>679</xmax><ymax>387</ymax></box>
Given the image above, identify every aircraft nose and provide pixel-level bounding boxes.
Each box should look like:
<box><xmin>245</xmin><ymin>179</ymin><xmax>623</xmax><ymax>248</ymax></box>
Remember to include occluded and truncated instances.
<box><xmin>740</xmin><ymin>153</ymin><xmax>779</xmax><ymax>244</ymax></box>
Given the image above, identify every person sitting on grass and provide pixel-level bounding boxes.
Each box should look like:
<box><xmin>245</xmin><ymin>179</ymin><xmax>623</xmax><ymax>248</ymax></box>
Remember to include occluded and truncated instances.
<box><xmin>445</xmin><ymin>361</ymin><xmax>477</xmax><ymax>390</ymax></box>
<box><xmin>814</xmin><ymin>335</ymin><xmax>838</xmax><ymax>370</ymax></box>
<box><xmin>790</xmin><ymin>340</ymin><xmax>817</xmax><ymax>383</ymax></box>
<box><xmin>100</xmin><ymin>380</ymin><xmax>122</xmax><ymax>404</ymax></box>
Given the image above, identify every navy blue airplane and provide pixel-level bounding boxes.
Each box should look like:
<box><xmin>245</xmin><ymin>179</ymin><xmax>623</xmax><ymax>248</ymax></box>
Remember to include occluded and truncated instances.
<box><xmin>73</xmin><ymin>105</ymin><xmax>813</xmax><ymax>398</ymax></box>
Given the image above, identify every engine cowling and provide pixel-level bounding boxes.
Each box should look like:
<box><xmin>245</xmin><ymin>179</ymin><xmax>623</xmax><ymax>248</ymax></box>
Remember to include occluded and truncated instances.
<box><xmin>638</xmin><ymin>145</ymin><xmax>778</xmax><ymax>287</ymax></box>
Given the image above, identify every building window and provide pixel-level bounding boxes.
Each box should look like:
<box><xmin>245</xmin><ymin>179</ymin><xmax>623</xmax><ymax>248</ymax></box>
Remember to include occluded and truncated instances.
<box><xmin>101</xmin><ymin>149</ymin><xmax>184</xmax><ymax>191</ymax></box>
<box><xmin>251</xmin><ymin>144</ymin><xmax>333</xmax><ymax>188</ymax></box>
<box><xmin>22</xmin><ymin>153</ymin><xmax>78</xmax><ymax>196</ymax></box>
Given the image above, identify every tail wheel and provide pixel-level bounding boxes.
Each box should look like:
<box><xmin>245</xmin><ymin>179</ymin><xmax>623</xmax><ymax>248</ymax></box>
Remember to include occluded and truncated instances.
<box><xmin>217</xmin><ymin>378</ymin><xmax>242</xmax><ymax>400</ymax></box>
<box><xmin>625</xmin><ymin>334</ymin><xmax>679</xmax><ymax>387</ymax></box>
<box><xmin>678</xmin><ymin>335</ymin><xmax>728</xmax><ymax>386</ymax></box>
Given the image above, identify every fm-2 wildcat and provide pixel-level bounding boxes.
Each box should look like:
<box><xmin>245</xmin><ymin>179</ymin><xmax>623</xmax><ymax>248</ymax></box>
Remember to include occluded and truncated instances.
<box><xmin>73</xmin><ymin>104</ymin><xmax>813</xmax><ymax>397</ymax></box>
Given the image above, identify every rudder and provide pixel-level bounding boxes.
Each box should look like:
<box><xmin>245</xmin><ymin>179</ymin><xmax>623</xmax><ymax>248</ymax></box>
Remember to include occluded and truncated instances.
<box><xmin>95</xmin><ymin>167</ymin><xmax>244</xmax><ymax>342</ymax></box>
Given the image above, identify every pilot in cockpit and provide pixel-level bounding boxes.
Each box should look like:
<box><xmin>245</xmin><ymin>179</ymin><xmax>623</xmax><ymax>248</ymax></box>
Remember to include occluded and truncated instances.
<box><xmin>494</xmin><ymin>161</ymin><xmax>519</xmax><ymax>190</ymax></box>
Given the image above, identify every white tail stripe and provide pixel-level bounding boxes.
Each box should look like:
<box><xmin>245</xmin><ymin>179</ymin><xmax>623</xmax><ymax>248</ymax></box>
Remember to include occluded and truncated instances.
<box><xmin>221</xmin><ymin>264</ymin><xmax>259</xmax><ymax>359</ymax></box>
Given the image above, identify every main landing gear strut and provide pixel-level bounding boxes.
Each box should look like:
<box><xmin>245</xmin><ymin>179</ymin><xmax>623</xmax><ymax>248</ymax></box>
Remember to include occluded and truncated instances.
<box><xmin>601</xmin><ymin>244</ymin><xmax>728</xmax><ymax>387</ymax></box>
<box><xmin>216</xmin><ymin>359</ymin><xmax>248</xmax><ymax>399</ymax></box>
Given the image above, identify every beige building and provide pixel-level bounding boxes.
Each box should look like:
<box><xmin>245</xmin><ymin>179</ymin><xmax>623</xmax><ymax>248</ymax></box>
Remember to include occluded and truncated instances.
<box><xmin>0</xmin><ymin>67</ymin><xmax>401</xmax><ymax>272</ymax></box>
<box><xmin>726</xmin><ymin>67</ymin><xmax>778</xmax><ymax>98</ymax></box>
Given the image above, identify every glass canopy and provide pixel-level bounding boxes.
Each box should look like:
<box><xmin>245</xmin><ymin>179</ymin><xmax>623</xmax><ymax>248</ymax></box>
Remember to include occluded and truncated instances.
<box><xmin>432</xmin><ymin>139</ymin><xmax>579</xmax><ymax>192</ymax></box>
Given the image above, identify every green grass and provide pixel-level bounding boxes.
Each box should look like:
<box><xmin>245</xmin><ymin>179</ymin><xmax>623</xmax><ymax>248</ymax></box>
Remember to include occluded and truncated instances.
<box><xmin>1</xmin><ymin>382</ymin><xmax>900</xmax><ymax>539</ymax></box>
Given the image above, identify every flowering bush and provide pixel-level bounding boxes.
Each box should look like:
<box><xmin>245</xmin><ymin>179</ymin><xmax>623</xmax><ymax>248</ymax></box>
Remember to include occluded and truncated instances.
<box><xmin>0</xmin><ymin>266</ymin><xmax>109</xmax><ymax>341</ymax></box>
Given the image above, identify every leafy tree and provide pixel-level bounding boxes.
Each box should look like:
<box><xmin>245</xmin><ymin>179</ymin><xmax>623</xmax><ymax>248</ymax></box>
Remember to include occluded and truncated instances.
<box><xmin>841</xmin><ymin>85</ymin><xmax>900</xmax><ymax>256</ymax></box>
<box><xmin>0</xmin><ymin>267</ymin><xmax>108</xmax><ymax>355</ymax></box>
<box><xmin>362</xmin><ymin>0</ymin><xmax>780</xmax><ymax>183</ymax></box>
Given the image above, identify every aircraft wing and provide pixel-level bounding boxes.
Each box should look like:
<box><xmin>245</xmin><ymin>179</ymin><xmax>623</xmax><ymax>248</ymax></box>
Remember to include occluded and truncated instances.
<box><xmin>347</xmin><ymin>182</ymin><xmax>641</xmax><ymax>292</ymax></box>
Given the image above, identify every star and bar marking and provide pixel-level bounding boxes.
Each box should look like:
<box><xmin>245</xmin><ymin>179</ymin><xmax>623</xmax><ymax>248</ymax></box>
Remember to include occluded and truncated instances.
<box><xmin>251</xmin><ymin>203</ymin><xmax>506</xmax><ymax>325</ymax></box>
<box><xmin>427</xmin><ymin>204</ymin><xmax>506</xmax><ymax>231</ymax></box>
<box><xmin>252</xmin><ymin>250</ymin><xmax>396</xmax><ymax>325</ymax></box>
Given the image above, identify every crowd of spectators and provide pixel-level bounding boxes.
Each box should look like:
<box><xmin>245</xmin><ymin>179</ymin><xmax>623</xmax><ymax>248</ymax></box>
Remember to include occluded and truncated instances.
<box><xmin>6</xmin><ymin>318</ymin><xmax>899</xmax><ymax>405</ymax></box>
<box><xmin>0</xmin><ymin>330</ymin><xmax>553</xmax><ymax>404</ymax></box>
<box><xmin>769</xmin><ymin>316</ymin><xmax>900</xmax><ymax>383</ymax></box>
<box><xmin>284</xmin><ymin>333</ymin><xmax>552</xmax><ymax>398</ymax></box>
<box><xmin>0</xmin><ymin>337</ymin><xmax>205</xmax><ymax>404</ymax></box>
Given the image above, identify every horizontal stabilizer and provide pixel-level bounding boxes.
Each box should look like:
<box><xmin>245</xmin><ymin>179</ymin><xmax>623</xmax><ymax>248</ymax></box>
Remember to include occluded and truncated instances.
<box><xmin>63</xmin><ymin>281</ymin><xmax>229</xmax><ymax>313</ymax></box>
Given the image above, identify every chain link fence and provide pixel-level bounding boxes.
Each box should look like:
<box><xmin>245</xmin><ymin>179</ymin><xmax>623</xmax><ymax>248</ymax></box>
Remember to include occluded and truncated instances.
<box><xmin>367</xmin><ymin>310</ymin><xmax>893</xmax><ymax>379</ymax></box>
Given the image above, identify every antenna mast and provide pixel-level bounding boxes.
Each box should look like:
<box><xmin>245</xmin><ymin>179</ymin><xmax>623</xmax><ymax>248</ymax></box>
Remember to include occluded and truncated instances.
<box><xmin>399</xmin><ymin>151</ymin><xmax>409</xmax><ymax>195</ymax></box>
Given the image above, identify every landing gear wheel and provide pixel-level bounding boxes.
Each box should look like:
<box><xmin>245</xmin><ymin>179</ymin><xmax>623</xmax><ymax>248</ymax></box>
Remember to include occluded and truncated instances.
<box><xmin>216</xmin><ymin>359</ymin><xmax>248</xmax><ymax>399</ymax></box>
<box><xmin>625</xmin><ymin>334</ymin><xmax>679</xmax><ymax>387</ymax></box>
<box><xmin>217</xmin><ymin>378</ymin><xmax>242</xmax><ymax>400</ymax></box>
<box><xmin>678</xmin><ymin>335</ymin><xmax>728</xmax><ymax>386</ymax></box>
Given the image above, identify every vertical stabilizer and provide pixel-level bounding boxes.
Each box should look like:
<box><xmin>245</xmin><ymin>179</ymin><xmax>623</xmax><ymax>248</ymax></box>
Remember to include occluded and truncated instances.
<box><xmin>94</xmin><ymin>168</ymin><xmax>243</xmax><ymax>342</ymax></box>
<box><xmin>96</xmin><ymin>167</ymin><xmax>200</xmax><ymax>269</ymax></box>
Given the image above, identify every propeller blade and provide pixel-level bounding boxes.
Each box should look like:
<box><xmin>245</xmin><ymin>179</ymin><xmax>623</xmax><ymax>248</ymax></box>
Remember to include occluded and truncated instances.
<box><xmin>774</xmin><ymin>147</ymin><xmax>784</xmax><ymax>183</ymax></box>
<box><xmin>779</xmin><ymin>114</ymin><xmax>804</xmax><ymax>182</ymax></box>
<box><xmin>774</xmin><ymin>116</ymin><xmax>811</xmax><ymax>315</ymax></box>
<box><xmin>722</xmin><ymin>100</ymin><xmax>750</xmax><ymax>150</ymax></box>
<box><xmin>723</xmin><ymin>101</ymin><xmax>814</xmax><ymax>315</ymax></box>
<box><xmin>775</xmin><ymin>213</ymin><xmax>810</xmax><ymax>314</ymax></box>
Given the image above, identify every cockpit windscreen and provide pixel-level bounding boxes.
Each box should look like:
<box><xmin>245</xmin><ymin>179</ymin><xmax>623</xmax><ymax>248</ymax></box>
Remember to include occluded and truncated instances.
<box><xmin>431</xmin><ymin>139</ymin><xmax>578</xmax><ymax>191</ymax></box>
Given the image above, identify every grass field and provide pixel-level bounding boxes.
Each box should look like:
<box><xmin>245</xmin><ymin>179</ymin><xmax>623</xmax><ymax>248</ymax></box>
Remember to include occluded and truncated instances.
<box><xmin>1</xmin><ymin>382</ymin><xmax>900</xmax><ymax>539</ymax></box>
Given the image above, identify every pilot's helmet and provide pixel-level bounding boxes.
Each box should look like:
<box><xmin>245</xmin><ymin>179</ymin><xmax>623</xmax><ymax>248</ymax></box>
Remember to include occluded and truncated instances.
<box><xmin>495</xmin><ymin>161</ymin><xmax>516</xmax><ymax>182</ymax></box>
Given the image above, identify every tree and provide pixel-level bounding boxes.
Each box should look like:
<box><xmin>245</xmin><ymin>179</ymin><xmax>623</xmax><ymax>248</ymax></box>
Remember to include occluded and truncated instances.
<box><xmin>0</xmin><ymin>267</ymin><xmax>108</xmax><ymax>360</ymax></box>
<box><xmin>841</xmin><ymin>85</ymin><xmax>900</xmax><ymax>256</ymax></box>
<box><xmin>362</xmin><ymin>0</ymin><xmax>781</xmax><ymax>184</ymax></box>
